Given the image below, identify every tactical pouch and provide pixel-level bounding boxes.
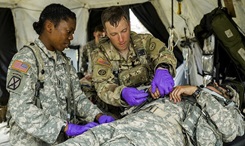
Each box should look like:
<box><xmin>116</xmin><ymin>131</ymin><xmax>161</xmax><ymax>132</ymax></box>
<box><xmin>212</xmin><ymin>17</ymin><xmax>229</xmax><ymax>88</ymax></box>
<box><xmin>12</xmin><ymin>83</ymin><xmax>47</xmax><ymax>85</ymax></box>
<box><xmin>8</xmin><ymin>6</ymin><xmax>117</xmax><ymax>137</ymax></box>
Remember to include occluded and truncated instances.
<box><xmin>118</xmin><ymin>65</ymin><xmax>150</xmax><ymax>87</ymax></box>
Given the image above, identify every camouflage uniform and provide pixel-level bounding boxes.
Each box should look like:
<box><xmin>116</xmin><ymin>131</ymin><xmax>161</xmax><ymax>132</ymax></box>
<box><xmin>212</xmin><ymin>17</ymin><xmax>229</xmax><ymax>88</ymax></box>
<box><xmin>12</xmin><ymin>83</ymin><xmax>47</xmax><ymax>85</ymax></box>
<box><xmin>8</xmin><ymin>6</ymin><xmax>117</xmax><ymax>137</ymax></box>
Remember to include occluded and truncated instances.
<box><xmin>79</xmin><ymin>40</ymin><xmax>111</xmax><ymax>116</ymax></box>
<box><xmin>6</xmin><ymin>39</ymin><xmax>102</xmax><ymax>146</ymax></box>
<box><xmin>57</xmin><ymin>87</ymin><xmax>244</xmax><ymax>146</ymax></box>
<box><xmin>80</xmin><ymin>40</ymin><xmax>97</xmax><ymax>75</ymax></box>
<box><xmin>79</xmin><ymin>40</ymin><xmax>98</xmax><ymax>102</ymax></box>
<box><xmin>92</xmin><ymin>31</ymin><xmax>177</xmax><ymax>111</ymax></box>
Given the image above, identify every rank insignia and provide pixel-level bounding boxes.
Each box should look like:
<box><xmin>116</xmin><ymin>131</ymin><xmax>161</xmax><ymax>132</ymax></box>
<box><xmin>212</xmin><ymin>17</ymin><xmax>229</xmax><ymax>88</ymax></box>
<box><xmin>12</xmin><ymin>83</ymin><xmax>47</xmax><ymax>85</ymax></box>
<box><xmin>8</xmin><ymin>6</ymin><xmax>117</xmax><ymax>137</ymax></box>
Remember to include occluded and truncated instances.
<box><xmin>7</xmin><ymin>76</ymin><xmax>21</xmax><ymax>90</ymax></box>
<box><xmin>98</xmin><ymin>69</ymin><xmax>106</xmax><ymax>76</ymax></box>
<box><xmin>11</xmin><ymin>60</ymin><xmax>30</xmax><ymax>73</ymax></box>
<box><xmin>97</xmin><ymin>58</ymin><xmax>111</xmax><ymax>67</ymax></box>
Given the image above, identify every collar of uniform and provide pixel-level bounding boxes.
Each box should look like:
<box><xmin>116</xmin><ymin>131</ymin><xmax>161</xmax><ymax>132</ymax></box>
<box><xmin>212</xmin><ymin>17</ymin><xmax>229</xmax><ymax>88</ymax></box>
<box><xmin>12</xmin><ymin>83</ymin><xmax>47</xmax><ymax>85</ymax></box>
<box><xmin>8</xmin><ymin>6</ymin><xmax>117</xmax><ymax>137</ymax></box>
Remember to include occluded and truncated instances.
<box><xmin>128</xmin><ymin>43</ymin><xmax>137</xmax><ymax>60</ymax></box>
<box><xmin>107</xmin><ymin>42</ymin><xmax>122</xmax><ymax>61</ymax></box>
<box><xmin>56</xmin><ymin>51</ymin><xmax>68</xmax><ymax>65</ymax></box>
<box><xmin>90</xmin><ymin>39</ymin><xmax>98</xmax><ymax>48</ymax></box>
<box><xmin>34</xmin><ymin>39</ymin><xmax>67</xmax><ymax>65</ymax></box>
<box><xmin>106</xmin><ymin>41</ymin><xmax>136</xmax><ymax>61</ymax></box>
<box><xmin>34</xmin><ymin>39</ymin><xmax>55</xmax><ymax>60</ymax></box>
<box><xmin>85</xmin><ymin>40</ymin><xmax>96</xmax><ymax>49</ymax></box>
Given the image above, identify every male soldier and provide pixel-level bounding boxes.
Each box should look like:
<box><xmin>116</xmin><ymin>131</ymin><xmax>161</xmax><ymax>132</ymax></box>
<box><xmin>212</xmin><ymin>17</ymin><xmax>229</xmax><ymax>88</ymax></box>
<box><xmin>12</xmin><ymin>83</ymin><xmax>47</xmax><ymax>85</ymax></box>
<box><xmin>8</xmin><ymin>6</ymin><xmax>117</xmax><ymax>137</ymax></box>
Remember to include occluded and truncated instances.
<box><xmin>91</xmin><ymin>6</ymin><xmax>177</xmax><ymax>117</ymax></box>
<box><xmin>80</xmin><ymin>24</ymin><xmax>105</xmax><ymax>76</ymax></box>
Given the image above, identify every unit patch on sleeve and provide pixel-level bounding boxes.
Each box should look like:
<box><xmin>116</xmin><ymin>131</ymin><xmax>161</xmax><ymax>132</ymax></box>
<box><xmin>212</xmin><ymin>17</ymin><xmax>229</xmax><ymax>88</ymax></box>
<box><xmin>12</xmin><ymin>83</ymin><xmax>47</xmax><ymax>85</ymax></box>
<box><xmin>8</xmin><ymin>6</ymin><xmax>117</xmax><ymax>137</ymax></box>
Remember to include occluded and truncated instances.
<box><xmin>7</xmin><ymin>76</ymin><xmax>21</xmax><ymax>90</ymax></box>
<box><xmin>6</xmin><ymin>71</ymin><xmax>27</xmax><ymax>94</ymax></box>
<box><xmin>11</xmin><ymin>60</ymin><xmax>30</xmax><ymax>73</ymax></box>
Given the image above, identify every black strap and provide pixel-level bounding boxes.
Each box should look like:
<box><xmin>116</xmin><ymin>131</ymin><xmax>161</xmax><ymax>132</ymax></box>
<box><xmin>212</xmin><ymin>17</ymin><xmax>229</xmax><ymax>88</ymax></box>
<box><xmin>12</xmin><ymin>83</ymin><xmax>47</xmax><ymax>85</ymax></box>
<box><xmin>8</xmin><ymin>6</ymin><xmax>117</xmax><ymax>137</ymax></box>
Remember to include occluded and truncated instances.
<box><xmin>218</xmin><ymin>0</ymin><xmax>222</xmax><ymax>8</ymax></box>
<box><xmin>214</xmin><ymin>38</ymin><xmax>220</xmax><ymax>83</ymax></box>
<box><xmin>24</xmin><ymin>45</ymin><xmax>43</xmax><ymax>109</ymax></box>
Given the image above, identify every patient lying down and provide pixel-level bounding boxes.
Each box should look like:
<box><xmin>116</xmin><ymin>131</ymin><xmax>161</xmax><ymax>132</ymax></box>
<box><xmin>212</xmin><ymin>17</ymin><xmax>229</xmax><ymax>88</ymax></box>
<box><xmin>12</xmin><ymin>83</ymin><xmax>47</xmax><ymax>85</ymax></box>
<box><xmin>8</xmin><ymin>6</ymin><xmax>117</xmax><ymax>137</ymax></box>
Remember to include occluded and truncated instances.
<box><xmin>58</xmin><ymin>83</ymin><xmax>244</xmax><ymax>146</ymax></box>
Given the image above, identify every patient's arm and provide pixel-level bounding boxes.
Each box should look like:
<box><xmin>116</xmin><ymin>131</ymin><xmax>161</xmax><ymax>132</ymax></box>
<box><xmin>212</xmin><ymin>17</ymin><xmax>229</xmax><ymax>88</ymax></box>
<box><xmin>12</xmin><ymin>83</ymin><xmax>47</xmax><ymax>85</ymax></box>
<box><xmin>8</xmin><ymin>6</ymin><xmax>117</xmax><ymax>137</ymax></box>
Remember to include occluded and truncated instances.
<box><xmin>169</xmin><ymin>85</ymin><xmax>197</xmax><ymax>103</ymax></box>
<box><xmin>169</xmin><ymin>84</ymin><xmax>233</xmax><ymax>103</ymax></box>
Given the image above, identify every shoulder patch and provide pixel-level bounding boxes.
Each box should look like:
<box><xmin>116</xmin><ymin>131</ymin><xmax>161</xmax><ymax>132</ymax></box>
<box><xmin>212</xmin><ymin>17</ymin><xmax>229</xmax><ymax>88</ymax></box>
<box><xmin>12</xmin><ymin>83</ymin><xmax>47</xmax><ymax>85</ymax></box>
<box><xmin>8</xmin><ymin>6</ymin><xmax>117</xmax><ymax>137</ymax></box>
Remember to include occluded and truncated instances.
<box><xmin>97</xmin><ymin>58</ymin><xmax>111</xmax><ymax>67</ymax></box>
<box><xmin>7</xmin><ymin>76</ymin><xmax>21</xmax><ymax>90</ymax></box>
<box><xmin>11</xmin><ymin>60</ymin><xmax>30</xmax><ymax>73</ymax></box>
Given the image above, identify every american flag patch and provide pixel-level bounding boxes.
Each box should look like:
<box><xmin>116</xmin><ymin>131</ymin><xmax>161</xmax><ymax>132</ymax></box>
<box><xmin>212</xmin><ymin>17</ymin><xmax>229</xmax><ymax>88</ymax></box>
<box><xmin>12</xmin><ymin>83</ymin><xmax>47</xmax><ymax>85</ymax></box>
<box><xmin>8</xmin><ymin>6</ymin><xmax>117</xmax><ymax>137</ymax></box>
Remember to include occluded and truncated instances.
<box><xmin>11</xmin><ymin>60</ymin><xmax>30</xmax><ymax>73</ymax></box>
<box><xmin>97</xmin><ymin>58</ymin><xmax>111</xmax><ymax>67</ymax></box>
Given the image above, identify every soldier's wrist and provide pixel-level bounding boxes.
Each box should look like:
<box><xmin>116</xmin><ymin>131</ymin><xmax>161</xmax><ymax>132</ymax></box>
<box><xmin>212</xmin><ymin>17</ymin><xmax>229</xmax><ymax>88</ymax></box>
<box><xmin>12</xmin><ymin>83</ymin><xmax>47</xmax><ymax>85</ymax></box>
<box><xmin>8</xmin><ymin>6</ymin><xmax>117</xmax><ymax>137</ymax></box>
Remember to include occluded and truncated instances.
<box><xmin>61</xmin><ymin>122</ymin><xmax>68</xmax><ymax>132</ymax></box>
<box><xmin>157</xmin><ymin>63</ymin><xmax>169</xmax><ymax>70</ymax></box>
<box><xmin>192</xmin><ymin>86</ymin><xmax>202</xmax><ymax>99</ymax></box>
<box><xmin>95</xmin><ymin>113</ymin><xmax>103</xmax><ymax>122</ymax></box>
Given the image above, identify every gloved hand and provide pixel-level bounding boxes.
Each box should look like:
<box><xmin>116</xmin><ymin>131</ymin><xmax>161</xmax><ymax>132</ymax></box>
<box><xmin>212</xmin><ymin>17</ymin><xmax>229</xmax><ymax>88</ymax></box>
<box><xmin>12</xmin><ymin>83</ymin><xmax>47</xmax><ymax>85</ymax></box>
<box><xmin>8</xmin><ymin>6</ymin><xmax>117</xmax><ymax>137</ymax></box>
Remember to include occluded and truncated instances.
<box><xmin>121</xmin><ymin>87</ymin><xmax>148</xmax><ymax>106</ymax></box>
<box><xmin>151</xmin><ymin>69</ymin><xmax>174</xmax><ymax>96</ymax></box>
<box><xmin>66</xmin><ymin>122</ymin><xmax>99</xmax><ymax>137</ymax></box>
<box><xmin>98</xmin><ymin>115</ymin><xmax>115</xmax><ymax>124</ymax></box>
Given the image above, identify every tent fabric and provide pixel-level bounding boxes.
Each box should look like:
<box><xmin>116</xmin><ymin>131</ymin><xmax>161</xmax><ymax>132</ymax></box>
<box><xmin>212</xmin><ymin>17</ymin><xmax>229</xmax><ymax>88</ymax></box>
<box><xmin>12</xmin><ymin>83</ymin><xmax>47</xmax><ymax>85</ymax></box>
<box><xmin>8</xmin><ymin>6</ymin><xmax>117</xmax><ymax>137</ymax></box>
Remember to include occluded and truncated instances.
<box><xmin>11</xmin><ymin>7</ymin><xmax>89</xmax><ymax>50</ymax></box>
<box><xmin>0</xmin><ymin>0</ymin><xmax>149</xmax><ymax>9</ymax></box>
<box><xmin>131</xmin><ymin>2</ymin><xmax>169</xmax><ymax>42</ymax></box>
<box><xmin>0</xmin><ymin>0</ymin><xmax>245</xmax><ymax>51</ymax></box>
<box><xmin>0</xmin><ymin>8</ymin><xmax>17</xmax><ymax>106</ymax></box>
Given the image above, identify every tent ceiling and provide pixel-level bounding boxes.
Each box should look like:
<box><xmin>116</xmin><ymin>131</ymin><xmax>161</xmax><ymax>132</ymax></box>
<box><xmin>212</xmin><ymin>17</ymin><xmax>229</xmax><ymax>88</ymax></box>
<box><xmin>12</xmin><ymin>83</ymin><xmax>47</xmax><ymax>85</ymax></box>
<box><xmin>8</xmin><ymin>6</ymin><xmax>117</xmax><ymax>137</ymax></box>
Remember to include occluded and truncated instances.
<box><xmin>0</xmin><ymin>0</ymin><xmax>149</xmax><ymax>9</ymax></box>
<box><xmin>0</xmin><ymin>0</ymin><xmax>245</xmax><ymax>50</ymax></box>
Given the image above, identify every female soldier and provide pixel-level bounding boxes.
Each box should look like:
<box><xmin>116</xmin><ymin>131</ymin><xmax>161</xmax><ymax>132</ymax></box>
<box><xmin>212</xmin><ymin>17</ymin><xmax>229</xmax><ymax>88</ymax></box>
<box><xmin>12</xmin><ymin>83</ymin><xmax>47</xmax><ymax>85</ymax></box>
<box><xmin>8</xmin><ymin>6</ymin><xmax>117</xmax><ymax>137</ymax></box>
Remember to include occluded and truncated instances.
<box><xmin>6</xmin><ymin>3</ymin><xmax>114</xmax><ymax>145</ymax></box>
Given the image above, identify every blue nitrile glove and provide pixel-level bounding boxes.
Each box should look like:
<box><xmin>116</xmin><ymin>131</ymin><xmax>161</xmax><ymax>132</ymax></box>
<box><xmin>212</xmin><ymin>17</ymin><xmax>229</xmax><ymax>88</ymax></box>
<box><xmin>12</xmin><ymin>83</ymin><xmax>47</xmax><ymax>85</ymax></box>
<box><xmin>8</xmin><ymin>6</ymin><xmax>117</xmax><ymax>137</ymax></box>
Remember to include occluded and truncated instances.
<box><xmin>121</xmin><ymin>87</ymin><xmax>148</xmax><ymax>106</ymax></box>
<box><xmin>98</xmin><ymin>115</ymin><xmax>115</xmax><ymax>124</ymax></box>
<box><xmin>151</xmin><ymin>69</ymin><xmax>174</xmax><ymax>96</ymax></box>
<box><xmin>66</xmin><ymin>122</ymin><xmax>99</xmax><ymax>137</ymax></box>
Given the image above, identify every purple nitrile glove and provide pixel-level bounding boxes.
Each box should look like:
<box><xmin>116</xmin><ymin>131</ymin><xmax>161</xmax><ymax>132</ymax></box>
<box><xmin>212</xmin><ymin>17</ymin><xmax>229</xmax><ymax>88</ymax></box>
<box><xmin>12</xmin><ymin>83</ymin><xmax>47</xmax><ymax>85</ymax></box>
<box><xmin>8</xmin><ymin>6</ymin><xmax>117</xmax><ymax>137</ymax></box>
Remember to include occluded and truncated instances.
<box><xmin>98</xmin><ymin>115</ymin><xmax>115</xmax><ymax>124</ymax></box>
<box><xmin>121</xmin><ymin>87</ymin><xmax>148</xmax><ymax>106</ymax></box>
<box><xmin>151</xmin><ymin>69</ymin><xmax>174</xmax><ymax>96</ymax></box>
<box><xmin>66</xmin><ymin>122</ymin><xmax>99</xmax><ymax>137</ymax></box>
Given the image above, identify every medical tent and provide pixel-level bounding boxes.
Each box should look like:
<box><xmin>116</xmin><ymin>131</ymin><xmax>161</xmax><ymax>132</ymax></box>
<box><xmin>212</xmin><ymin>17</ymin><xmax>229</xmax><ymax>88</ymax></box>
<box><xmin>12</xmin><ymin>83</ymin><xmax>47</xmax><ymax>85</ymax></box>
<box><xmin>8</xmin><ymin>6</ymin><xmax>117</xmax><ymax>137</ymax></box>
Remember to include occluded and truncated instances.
<box><xmin>0</xmin><ymin>0</ymin><xmax>245</xmax><ymax>145</ymax></box>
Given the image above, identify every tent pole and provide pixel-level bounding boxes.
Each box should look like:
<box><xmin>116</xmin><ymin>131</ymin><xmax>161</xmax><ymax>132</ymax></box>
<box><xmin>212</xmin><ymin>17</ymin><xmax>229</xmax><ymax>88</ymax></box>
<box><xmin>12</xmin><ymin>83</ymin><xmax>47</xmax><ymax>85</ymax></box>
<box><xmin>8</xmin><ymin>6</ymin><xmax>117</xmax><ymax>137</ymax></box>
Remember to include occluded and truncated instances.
<box><xmin>171</xmin><ymin>0</ymin><xmax>174</xmax><ymax>29</ymax></box>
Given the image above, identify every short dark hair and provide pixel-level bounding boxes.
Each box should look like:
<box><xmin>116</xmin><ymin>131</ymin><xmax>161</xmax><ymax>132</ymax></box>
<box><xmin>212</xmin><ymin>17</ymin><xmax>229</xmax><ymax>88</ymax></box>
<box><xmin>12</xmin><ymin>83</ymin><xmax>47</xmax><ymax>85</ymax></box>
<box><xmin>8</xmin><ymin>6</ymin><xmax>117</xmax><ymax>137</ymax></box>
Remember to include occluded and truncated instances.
<box><xmin>207</xmin><ymin>82</ymin><xmax>236</xmax><ymax>99</ymax></box>
<box><xmin>101</xmin><ymin>6</ymin><xmax>129</xmax><ymax>29</ymax></box>
<box><xmin>33</xmin><ymin>3</ymin><xmax>76</xmax><ymax>35</ymax></box>
<box><xmin>94</xmin><ymin>25</ymin><xmax>104</xmax><ymax>32</ymax></box>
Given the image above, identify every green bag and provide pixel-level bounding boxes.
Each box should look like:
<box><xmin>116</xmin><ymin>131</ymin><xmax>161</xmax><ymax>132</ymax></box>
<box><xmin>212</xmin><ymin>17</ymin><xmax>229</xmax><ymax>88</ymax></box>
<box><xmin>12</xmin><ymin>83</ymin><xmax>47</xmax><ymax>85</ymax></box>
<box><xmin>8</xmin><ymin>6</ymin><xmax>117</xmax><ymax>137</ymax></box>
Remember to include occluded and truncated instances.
<box><xmin>194</xmin><ymin>8</ymin><xmax>245</xmax><ymax>78</ymax></box>
<box><xmin>211</xmin><ymin>8</ymin><xmax>245</xmax><ymax>76</ymax></box>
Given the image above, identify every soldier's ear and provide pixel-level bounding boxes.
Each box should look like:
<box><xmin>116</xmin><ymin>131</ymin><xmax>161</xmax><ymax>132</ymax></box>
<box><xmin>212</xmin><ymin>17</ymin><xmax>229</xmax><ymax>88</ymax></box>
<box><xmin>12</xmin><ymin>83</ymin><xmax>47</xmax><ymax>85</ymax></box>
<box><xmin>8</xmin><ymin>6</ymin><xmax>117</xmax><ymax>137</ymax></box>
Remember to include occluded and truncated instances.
<box><xmin>93</xmin><ymin>31</ymin><xmax>97</xmax><ymax>37</ymax></box>
<box><xmin>45</xmin><ymin>20</ymin><xmax>54</xmax><ymax>33</ymax></box>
